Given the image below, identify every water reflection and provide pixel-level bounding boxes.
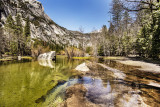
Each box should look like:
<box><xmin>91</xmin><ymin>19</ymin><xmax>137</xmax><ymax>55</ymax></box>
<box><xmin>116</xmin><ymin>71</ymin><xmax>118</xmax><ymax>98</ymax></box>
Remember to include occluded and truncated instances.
<box><xmin>38</xmin><ymin>60</ymin><xmax>55</xmax><ymax>68</ymax></box>
<box><xmin>0</xmin><ymin>57</ymin><xmax>160</xmax><ymax>106</ymax></box>
<box><xmin>0</xmin><ymin>57</ymin><xmax>83</xmax><ymax>107</ymax></box>
<box><xmin>91</xmin><ymin>58</ymin><xmax>160</xmax><ymax>106</ymax></box>
<box><xmin>40</xmin><ymin>78</ymin><xmax>80</xmax><ymax>106</ymax></box>
<box><xmin>39</xmin><ymin>58</ymin><xmax>160</xmax><ymax>106</ymax></box>
<box><xmin>83</xmin><ymin>77</ymin><xmax>144</xmax><ymax>106</ymax></box>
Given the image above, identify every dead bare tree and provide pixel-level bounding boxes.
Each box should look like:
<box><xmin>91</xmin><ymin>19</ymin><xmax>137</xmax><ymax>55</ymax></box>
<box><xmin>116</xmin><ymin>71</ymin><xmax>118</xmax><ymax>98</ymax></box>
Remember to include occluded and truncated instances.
<box><xmin>123</xmin><ymin>0</ymin><xmax>159</xmax><ymax>12</ymax></box>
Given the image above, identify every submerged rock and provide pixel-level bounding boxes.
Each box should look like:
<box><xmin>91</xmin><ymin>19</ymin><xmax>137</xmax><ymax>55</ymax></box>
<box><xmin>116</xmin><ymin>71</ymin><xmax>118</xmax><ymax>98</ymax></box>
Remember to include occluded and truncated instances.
<box><xmin>75</xmin><ymin>63</ymin><xmax>90</xmax><ymax>72</ymax></box>
<box><xmin>58</xmin><ymin>84</ymin><xmax>100</xmax><ymax>107</ymax></box>
<box><xmin>57</xmin><ymin>80</ymin><xmax>67</xmax><ymax>85</ymax></box>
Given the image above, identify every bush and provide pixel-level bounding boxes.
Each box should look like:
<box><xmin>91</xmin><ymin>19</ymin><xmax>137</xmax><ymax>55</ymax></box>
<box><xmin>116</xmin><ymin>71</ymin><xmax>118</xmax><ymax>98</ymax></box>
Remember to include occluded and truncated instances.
<box><xmin>86</xmin><ymin>47</ymin><xmax>92</xmax><ymax>54</ymax></box>
<box><xmin>98</xmin><ymin>45</ymin><xmax>104</xmax><ymax>56</ymax></box>
<box><xmin>5</xmin><ymin>52</ymin><xmax>12</xmax><ymax>55</ymax></box>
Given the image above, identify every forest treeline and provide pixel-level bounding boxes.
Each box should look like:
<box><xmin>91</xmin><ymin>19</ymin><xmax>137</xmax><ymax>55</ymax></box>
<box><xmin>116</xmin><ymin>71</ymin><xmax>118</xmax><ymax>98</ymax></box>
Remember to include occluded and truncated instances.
<box><xmin>0</xmin><ymin>14</ymin><xmax>64</xmax><ymax>58</ymax></box>
<box><xmin>92</xmin><ymin>0</ymin><xmax>160</xmax><ymax>59</ymax></box>
<box><xmin>0</xmin><ymin>14</ymin><xmax>31</xmax><ymax>57</ymax></box>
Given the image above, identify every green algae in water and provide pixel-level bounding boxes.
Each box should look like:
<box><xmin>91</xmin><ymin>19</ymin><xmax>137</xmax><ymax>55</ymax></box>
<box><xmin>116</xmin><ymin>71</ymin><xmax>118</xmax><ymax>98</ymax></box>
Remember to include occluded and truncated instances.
<box><xmin>0</xmin><ymin>57</ymin><xmax>82</xmax><ymax>107</ymax></box>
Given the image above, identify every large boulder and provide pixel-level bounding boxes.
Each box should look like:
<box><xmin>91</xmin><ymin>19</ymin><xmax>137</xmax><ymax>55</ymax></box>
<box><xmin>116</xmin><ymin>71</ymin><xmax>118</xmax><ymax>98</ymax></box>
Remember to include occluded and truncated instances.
<box><xmin>38</xmin><ymin>51</ymin><xmax>56</xmax><ymax>60</ymax></box>
<box><xmin>75</xmin><ymin>63</ymin><xmax>90</xmax><ymax>72</ymax></box>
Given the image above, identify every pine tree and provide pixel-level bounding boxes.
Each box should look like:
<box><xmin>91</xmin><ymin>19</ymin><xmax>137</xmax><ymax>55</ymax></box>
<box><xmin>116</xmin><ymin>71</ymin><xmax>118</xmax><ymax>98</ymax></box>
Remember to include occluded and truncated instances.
<box><xmin>0</xmin><ymin>28</ymin><xmax>5</xmax><ymax>58</ymax></box>
<box><xmin>24</xmin><ymin>17</ymin><xmax>31</xmax><ymax>55</ymax></box>
<box><xmin>15</xmin><ymin>14</ymin><xmax>23</xmax><ymax>35</ymax></box>
<box><xmin>122</xmin><ymin>11</ymin><xmax>132</xmax><ymax>30</ymax></box>
<box><xmin>98</xmin><ymin>45</ymin><xmax>104</xmax><ymax>56</ymax></box>
<box><xmin>5</xmin><ymin>15</ymin><xmax>16</xmax><ymax>55</ymax></box>
<box><xmin>111</xmin><ymin>0</ymin><xmax>123</xmax><ymax>29</ymax></box>
<box><xmin>5</xmin><ymin>14</ymin><xmax>15</xmax><ymax>39</ymax></box>
<box><xmin>101</xmin><ymin>25</ymin><xmax>108</xmax><ymax>38</ymax></box>
<box><xmin>108</xmin><ymin>22</ymin><xmax>115</xmax><ymax>34</ymax></box>
<box><xmin>151</xmin><ymin>9</ymin><xmax>160</xmax><ymax>59</ymax></box>
<box><xmin>5</xmin><ymin>15</ymin><xmax>15</xmax><ymax>29</ymax></box>
<box><xmin>24</xmin><ymin>17</ymin><xmax>30</xmax><ymax>37</ymax></box>
<box><xmin>101</xmin><ymin>25</ymin><xmax>108</xmax><ymax>56</ymax></box>
<box><xmin>15</xmin><ymin>14</ymin><xmax>23</xmax><ymax>55</ymax></box>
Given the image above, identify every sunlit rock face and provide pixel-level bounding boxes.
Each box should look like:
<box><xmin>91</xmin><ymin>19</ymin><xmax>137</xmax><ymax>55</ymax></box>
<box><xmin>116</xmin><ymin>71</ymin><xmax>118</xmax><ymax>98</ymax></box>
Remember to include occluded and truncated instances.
<box><xmin>38</xmin><ymin>51</ymin><xmax>56</xmax><ymax>60</ymax></box>
<box><xmin>75</xmin><ymin>63</ymin><xmax>90</xmax><ymax>72</ymax></box>
<box><xmin>0</xmin><ymin>0</ymin><xmax>92</xmax><ymax>47</ymax></box>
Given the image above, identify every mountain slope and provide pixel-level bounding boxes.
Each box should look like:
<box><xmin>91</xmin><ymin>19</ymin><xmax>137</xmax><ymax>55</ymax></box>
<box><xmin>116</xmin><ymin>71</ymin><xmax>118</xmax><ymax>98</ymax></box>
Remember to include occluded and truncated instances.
<box><xmin>0</xmin><ymin>0</ymin><xmax>91</xmax><ymax>47</ymax></box>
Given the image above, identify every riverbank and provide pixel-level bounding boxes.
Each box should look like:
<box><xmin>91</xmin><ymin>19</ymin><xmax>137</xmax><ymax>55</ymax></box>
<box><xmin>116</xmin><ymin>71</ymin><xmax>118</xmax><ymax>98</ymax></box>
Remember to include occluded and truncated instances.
<box><xmin>73</xmin><ymin>56</ymin><xmax>160</xmax><ymax>73</ymax></box>
<box><xmin>0</xmin><ymin>56</ymin><xmax>33</xmax><ymax>61</ymax></box>
<box><xmin>117</xmin><ymin>59</ymin><xmax>160</xmax><ymax>73</ymax></box>
<box><xmin>1</xmin><ymin>55</ymin><xmax>160</xmax><ymax>106</ymax></box>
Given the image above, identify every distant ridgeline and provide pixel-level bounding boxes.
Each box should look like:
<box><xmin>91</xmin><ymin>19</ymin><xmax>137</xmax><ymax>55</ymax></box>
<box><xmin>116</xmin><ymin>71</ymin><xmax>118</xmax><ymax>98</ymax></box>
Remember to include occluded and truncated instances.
<box><xmin>0</xmin><ymin>0</ymin><xmax>91</xmax><ymax>57</ymax></box>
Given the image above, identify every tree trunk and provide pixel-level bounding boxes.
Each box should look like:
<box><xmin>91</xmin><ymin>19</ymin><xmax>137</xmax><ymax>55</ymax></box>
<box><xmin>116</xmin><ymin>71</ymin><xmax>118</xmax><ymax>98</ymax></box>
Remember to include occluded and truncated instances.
<box><xmin>0</xmin><ymin>52</ymin><xmax>2</xmax><ymax>59</ymax></box>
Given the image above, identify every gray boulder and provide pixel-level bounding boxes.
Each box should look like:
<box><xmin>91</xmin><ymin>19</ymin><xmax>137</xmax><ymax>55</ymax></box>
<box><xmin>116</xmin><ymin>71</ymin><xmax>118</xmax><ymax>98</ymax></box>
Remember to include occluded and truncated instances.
<box><xmin>38</xmin><ymin>51</ymin><xmax>56</xmax><ymax>60</ymax></box>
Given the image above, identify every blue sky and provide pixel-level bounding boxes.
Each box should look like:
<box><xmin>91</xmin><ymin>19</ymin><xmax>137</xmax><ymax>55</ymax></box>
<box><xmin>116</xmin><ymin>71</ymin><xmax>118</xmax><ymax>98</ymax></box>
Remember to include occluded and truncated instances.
<box><xmin>38</xmin><ymin>0</ymin><xmax>112</xmax><ymax>33</ymax></box>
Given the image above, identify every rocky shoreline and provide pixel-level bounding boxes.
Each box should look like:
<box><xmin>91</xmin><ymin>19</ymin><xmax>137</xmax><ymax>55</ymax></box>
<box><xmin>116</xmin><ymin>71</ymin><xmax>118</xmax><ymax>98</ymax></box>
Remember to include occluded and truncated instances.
<box><xmin>56</xmin><ymin>58</ymin><xmax>160</xmax><ymax>107</ymax></box>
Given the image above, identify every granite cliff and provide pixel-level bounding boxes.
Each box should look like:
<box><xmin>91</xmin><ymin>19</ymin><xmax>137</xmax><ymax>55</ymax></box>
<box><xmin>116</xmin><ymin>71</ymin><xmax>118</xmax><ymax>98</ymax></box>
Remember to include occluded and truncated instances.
<box><xmin>0</xmin><ymin>0</ymin><xmax>92</xmax><ymax>47</ymax></box>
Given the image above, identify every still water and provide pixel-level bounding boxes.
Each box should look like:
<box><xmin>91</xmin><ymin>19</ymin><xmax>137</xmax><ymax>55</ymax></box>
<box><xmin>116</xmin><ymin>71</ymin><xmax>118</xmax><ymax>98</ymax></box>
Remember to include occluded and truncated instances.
<box><xmin>0</xmin><ymin>57</ymin><xmax>160</xmax><ymax>107</ymax></box>
<box><xmin>0</xmin><ymin>57</ymin><xmax>82</xmax><ymax>107</ymax></box>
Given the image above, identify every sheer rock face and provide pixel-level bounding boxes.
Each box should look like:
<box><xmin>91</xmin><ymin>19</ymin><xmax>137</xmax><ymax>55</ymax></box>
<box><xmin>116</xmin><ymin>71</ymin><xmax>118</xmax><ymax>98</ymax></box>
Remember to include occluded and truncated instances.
<box><xmin>0</xmin><ymin>0</ymin><xmax>91</xmax><ymax>47</ymax></box>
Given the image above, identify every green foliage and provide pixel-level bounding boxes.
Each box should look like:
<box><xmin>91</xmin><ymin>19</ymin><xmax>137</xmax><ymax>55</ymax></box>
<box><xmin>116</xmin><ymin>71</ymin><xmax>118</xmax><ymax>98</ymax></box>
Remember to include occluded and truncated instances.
<box><xmin>86</xmin><ymin>47</ymin><xmax>92</xmax><ymax>54</ymax></box>
<box><xmin>5</xmin><ymin>52</ymin><xmax>12</xmax><ymax>55</ymax></box>
<box><xmin>32</xmin><ymin>39</ymin><xmax>64</xmax><ymax>53</ymax></box>
<box><xmin>109</xmin><ymin>35</ymin><xmax>118</xmax><ymax>56</ymax></box>
<box><xmin>0</xmin><ymin>28</ymin><xmax>6</xmax><ymax>57</ymax></box>
<box><xmin>151</xmin><ymin>9</ymin><xmax>160</xmax><ymax>59</ymax></box>
<box><xmin>135</xmin><ymin>25</ymin><xmax>152</xmax><ymax>57</ymax></box>
<box><xmin>15</xmin><ymin>14</ymin><xmax>23</xmax><ymax>35</ymax></box>
<box><xmin>4</xmin><ymin>14</ymin><xmax>31</xmax><ymax>56</ymax></box>
<box><xmin>32</xmin><ymin>20</ymin><xmax>40</xmax><ymax>27</ymax></box>
<box><xmin>32</xmin><ymin>39</ymin><xmax>43</xmax><ymax>48</ymax></box>
<box><xmin>135</xmin><ymin>4</ymin><xmax>160</xmax><ymax>59</ymax></box>
<box><xmin>5</xmin><ymin>15</ymin><xmax>15</xmax><ymax>30</ymax></box>
<box><xmin>121</xmin><ymin>34</ymin><xmax>132</xmax><ymax>56</ymax></box>
<box><xmin>10</xmin><ymin>41</ymin><xmax>18</xmax><ymax>55</ymax></box>
<box><xmin>24</xmin><ymin>17</ymin><xmax>30</xmax><ymax>37</ymax></box>
<box><xmin>78</xmin><ymin>43</ymin><xmax>83</xmax><ymax>50</ymax></box>
<box><xmin>107</xmin><ymin>0</ymin><xmax>159</xmax><ymax>59</ymax></box>
<box><xmin>98</xmin><ymin>45</ymin><xmax>104</xmax><ymax>56</ymax></box>
<box><xmin>123</xmin><ymin>11</ymin><xmax>132</xmax><ymax>30</ymax></box>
